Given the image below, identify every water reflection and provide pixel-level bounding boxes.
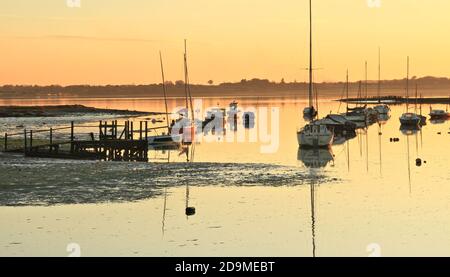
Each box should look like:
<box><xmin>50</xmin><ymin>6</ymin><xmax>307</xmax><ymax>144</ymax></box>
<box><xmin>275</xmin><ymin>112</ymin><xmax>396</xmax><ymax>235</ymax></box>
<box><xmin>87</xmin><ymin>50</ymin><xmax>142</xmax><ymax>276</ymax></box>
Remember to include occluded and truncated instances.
<box><xmin>400</xmin><ymin>125</ymin><xmax>421</xmax><ymax>136</ymax></box>
<box><xmin>297</xmin><ymin>148</ymin><xmax>334</xmax><ymax>168</ymax></box>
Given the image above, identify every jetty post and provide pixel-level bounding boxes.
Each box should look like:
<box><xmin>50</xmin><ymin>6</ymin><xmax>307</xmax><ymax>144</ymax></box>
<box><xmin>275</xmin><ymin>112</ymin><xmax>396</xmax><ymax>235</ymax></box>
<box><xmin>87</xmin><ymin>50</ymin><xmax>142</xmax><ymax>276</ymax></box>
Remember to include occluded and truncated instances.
<box><xmin>70</xmin><ymin>121</ymin><xmax>74</xmax><ymax>153</ymax></box>
<box><xmin>29</xmin><ymin>130</ymin><xmax>33</xmax><ymax>149</ymax></box>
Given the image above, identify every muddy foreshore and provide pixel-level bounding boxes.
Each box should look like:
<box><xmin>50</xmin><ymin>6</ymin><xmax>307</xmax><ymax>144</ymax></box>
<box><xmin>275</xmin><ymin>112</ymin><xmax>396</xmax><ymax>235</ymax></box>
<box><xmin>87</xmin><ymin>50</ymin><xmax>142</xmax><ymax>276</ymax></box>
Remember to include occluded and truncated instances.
<box><xmin>0</xmin><ymin>105</ymin><xmax>158</xmax><ymax>117</ymax></box>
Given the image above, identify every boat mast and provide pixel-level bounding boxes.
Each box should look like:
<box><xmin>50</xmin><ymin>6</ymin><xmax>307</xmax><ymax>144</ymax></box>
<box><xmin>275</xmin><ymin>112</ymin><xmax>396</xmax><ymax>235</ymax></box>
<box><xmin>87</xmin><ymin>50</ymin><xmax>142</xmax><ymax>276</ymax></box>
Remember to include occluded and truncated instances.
<box><xmin>308</xmin><ymin>0</ymin><xmax>313</xmax><ymax>109</ymax></box>
<box><xmin>378</xmin><ymin>48</ymin><xmax>381</xmax><ymax>103</ymax></box>
<box><xmin>159</xmin><ymin>51</ymin><xmax>170</xmax><ymax>130</ymax></box>
<box><xmin>406</xmin><ymin>56</ymin><xmax>409</xmax><ymax>111</ymax></box>
<box><xmin>415</xmin><ymin>83</ymin><xmax>418</xmax><ymax>114</ymax></box>
<box><xmin>184</xmin><ymin>39</ymin><xmax>195</xmax><ymax>120</ymax></box>
<box><xmin>183</xmin><ymin>41</ymin><xmax>189</xmax><ymax>115</ymax></box>
<box><xmin>365</xmin><ymin>61</ymin><xmax>368</xmax><ymax>106</ymax></box>
<box><xmin>346</xmin><ymin>70</ymin><xmax>349</xmax><ymax>111</ymax></box>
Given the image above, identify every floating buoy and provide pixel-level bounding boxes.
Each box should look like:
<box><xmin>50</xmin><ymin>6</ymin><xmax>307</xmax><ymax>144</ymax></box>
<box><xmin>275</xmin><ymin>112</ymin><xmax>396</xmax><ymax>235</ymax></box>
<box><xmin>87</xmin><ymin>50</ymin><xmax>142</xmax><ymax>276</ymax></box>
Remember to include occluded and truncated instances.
<box><xmin>185</xmin><ymin>207</ymin><xmax>196</xmax><ymax>216</ymax></box>
<box><xmin>438</xmin><ymin>132</ymin><xmax>441</xmax><ymax>135</ymax></box>
<box><xmin>416</xmin><ymin>158</ymin><xmax>422</xmax><ymax>167</ymax></box>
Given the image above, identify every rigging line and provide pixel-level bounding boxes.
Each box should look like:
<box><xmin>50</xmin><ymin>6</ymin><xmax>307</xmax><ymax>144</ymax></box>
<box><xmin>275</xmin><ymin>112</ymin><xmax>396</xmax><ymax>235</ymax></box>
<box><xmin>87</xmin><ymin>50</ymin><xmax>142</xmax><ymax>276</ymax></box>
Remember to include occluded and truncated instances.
<box><xmin>337</xmin><ymin>83</ymin><xmax>346</xmax><ymax>113</ymax></box>
<box><xmin>159</xmin><ymin>51</ymin><xmax>170</xmax><ymax>130</ymax></box>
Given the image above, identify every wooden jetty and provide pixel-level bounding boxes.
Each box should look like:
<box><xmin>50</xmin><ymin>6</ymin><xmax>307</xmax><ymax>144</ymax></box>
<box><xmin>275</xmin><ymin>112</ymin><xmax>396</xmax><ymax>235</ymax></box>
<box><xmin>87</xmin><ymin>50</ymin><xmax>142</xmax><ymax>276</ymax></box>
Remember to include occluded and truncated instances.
<box><xmin>1</xmin><ymin>120</ymin><xmax>172</xmax><ymax>162</ymax></box>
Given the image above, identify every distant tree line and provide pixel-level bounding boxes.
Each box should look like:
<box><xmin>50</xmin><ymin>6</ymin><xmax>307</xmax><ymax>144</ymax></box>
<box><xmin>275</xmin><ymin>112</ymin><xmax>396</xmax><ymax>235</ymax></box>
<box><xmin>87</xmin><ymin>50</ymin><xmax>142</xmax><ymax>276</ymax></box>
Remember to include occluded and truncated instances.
<box><xmin>1</xmin><ymin>76</ymin><xmax>450</xmax><ymax>99</ymax></box>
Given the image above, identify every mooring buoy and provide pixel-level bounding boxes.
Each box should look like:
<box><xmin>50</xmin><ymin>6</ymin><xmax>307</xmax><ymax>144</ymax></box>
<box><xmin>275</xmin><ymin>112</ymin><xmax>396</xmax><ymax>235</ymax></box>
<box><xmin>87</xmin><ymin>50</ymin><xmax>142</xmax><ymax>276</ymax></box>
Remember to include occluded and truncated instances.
<box><xmin>185</xmin><ymin>207</ymin><xmax>196</xmax><ymax>216</ymax></box>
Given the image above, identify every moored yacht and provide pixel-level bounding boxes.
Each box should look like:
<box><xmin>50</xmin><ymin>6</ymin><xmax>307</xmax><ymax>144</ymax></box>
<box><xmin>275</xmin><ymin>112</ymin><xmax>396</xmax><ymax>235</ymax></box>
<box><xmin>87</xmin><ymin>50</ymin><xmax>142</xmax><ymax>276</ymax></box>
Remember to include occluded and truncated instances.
<box><xmin>429</xmin><ymin>107</ymin><xmax>449</xmax><ymax>119</ymax></box>
<box><xmin>399</xmin><ymin>112</ymin><xmax>421</xmax><ymax>126</ymax></box>
<box><xmin>297</xmin><ymin>123</ymin><xmax>334</xmax><ymax>148</ymax></box>
<box><xmin>373</xmin><ymin>48</ymin><xmax>391</xmax><ymax>115</ymax></box>
<box><xmin>302</xmin><ymin>0</ymin><xmax>318</xmax><ymax>121</ymax></box>
<box><xmin>399</xmin><ymin>56</ymin><xmax>421</xmax><ymax>127</ymax></box>
<box><xmin>148</xmin><ymin>51</ymin><xmax>183</xmax><ymax>147</ymax></box>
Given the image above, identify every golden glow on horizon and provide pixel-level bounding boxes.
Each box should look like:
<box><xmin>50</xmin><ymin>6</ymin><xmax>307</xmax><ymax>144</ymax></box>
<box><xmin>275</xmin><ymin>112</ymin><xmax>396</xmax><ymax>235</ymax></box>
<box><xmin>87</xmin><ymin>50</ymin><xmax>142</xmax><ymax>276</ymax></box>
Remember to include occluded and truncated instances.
<box><xmin>0</xmin><ymin>0</ymin><xmax>450</xmax><ymax>85</ymax></box>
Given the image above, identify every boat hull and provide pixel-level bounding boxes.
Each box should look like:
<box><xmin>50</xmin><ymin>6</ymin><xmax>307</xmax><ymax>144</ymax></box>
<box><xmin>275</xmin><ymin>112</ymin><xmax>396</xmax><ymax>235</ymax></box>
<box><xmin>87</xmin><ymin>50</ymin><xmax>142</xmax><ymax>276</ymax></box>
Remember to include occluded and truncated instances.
<box><xmin>342</xmin><ymin>114</ymin><xmax>366</xmax><ymax>122</ymax></box>
<box><xmin>374</xmin><ymin>105</ymin><xmax>390</xmax><ymax>115</ymax></box>
<box><xmin>399</xmin><ymin>118</ymin><xmax>420</xmax><ymax>126</ymax></box>
<box><xmin>297</xmin><ymin>131</ymin><xmax>334</xmax><ymax>148</ymax></box>
<box><xmin>148</xmin><ymin>134</ymin><xmax>182</xmax><ymax>146</ymax></box>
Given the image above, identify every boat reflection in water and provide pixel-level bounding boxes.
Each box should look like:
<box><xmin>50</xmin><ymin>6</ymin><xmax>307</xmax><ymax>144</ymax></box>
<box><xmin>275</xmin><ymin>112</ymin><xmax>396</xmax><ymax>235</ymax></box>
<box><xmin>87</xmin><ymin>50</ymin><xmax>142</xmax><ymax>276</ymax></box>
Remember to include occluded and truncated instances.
<box><xmin>377</xmin><ymin>113</ymin><xmax>391</xmax><ymax>124</ymax></box>
<box><xmin>297</xmin><ymin>147</ymin><xmax>334</xmax><ymax>169</ymax></box>
<box><xmin>400</xmin><ymin>124</ymin><xmax>421</xmax><ymax>136</ymax></box>
<box><xmin>332</xmin><ymin>131</ymin><xmax>357</xmax><ymax>146</ymax></box>
<box><xmin>297</xmin><ymin>145</ymin><xmax>334</xmax><ymax>257</ymax></box>
<box><xmin>430</xmin><ymin>119</ymin><xmax>446</xmax><ymax>125</ymax></box>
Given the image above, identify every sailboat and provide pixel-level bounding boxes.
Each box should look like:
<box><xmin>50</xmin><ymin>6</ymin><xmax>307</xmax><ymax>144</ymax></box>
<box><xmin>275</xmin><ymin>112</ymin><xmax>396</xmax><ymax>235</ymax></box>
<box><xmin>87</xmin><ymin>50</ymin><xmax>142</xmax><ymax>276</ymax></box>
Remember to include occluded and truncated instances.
<box><xmin>303</xmin><ymin>0</ymin><xmax>318</xmax><ymax>120</ymax></box>
<box><xmin>429</xmin><ymin>108</ymin><xmax>450</xmax><ymax>120</ymax></box>
<box><xmin>297</xmin><ymin>0</ymin><xmax>333</xmax><ymax>148</ymax></box>
<box><xmin>399</xmin><ymin>57</ymin><xmax>421</xmax><ymax>127</ymax></box>
<box><xmin>171</xmin><ymin>40</ymin><xmax>196</xmax><ymax>144</ymax></box>
<box><xmin>373</xmin><ymin>48</ymin><xmax>390</xmax><ymax>115</ymax></box>
<box><xmin>415</xmin><ymin>85</ymin><xmax>427</xmax><ymax>125</ymax></box>
<box><xmin>341</xmin><ymin>72</ymin><xmax>367</xmax><ymax>122</ymax></box>
<box><xmin>148</xmin><ymin>52</ymin><xmax>182</xmax><ymax>146</ymax></box>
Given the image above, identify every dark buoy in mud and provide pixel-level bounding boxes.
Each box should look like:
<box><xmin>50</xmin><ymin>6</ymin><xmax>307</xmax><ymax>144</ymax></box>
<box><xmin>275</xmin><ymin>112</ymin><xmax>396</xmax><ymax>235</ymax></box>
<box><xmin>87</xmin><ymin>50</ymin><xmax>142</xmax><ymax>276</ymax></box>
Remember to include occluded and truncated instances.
<box><xmin>186</xmin><ymin>207</ymin><xmax>196</xmax><ymax>216</ymax></box>
<box><xmin>416</xmin><ymin>158</ymin><xmax>422</xmax><ymax>167</ymax></box>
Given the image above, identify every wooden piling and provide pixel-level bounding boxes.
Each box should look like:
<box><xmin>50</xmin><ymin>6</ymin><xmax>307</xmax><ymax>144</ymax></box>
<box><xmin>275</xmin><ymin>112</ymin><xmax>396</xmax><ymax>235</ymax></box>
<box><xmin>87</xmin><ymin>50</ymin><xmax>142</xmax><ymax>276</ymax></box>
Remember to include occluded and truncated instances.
<box><xmin>4</xmin><ymin>133</ymin><xmax>7</xmax><ymax>151</ymax></box>
<box><xmin>70</xmin><ymin>121</ymin><xmax>75</xmax><ymax>153</ymax></box>
<box><xmin>49</xmin><ymin>128</ymin><xmax>53</xmax><ymax>152</ymax></box>
<box><xmin>24</xmin><ymin>129</ymin><xmax>27</xmax><ymax>154</ymax></box>
<box><xmin>145</xmin><ymin>121</ymin><xmax>148</xmax><ymax>141</ymax></box>
<box><xmin>30</xmin><ymin>130</ymin><xmax>33</xmax><ymax>149</ymax></box>
<box><xmin>130</xmin><ymin>121</ymin><xmax>134</xmax><ymax>140</ymax></box>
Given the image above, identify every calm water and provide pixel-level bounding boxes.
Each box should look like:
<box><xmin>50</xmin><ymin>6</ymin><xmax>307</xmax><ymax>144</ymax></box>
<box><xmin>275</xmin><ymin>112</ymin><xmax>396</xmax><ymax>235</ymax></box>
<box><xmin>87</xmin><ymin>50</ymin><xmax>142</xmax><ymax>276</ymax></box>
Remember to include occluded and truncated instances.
<box><xmin>0</xmin><ymin>96</ymin><xmax>449</xmax><ymax>256</ymax></box>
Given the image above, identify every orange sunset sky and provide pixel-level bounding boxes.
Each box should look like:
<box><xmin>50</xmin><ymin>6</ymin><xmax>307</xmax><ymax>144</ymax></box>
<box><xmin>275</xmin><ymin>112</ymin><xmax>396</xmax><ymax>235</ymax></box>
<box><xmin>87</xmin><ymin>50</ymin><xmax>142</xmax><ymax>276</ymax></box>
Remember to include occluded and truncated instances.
<box><xmin>0</xmin><ymin>0</ymin><xmax>449</xmax><ymax>85</ymax></box>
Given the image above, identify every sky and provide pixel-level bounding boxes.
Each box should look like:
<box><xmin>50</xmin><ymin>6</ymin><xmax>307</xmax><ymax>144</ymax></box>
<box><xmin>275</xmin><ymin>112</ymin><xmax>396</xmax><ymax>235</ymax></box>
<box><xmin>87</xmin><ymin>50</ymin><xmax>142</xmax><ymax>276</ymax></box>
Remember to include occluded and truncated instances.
<box><xmin>0</xmin><ymin>0</ymin><xmax>450</xmax><ymax>85</ymax></box>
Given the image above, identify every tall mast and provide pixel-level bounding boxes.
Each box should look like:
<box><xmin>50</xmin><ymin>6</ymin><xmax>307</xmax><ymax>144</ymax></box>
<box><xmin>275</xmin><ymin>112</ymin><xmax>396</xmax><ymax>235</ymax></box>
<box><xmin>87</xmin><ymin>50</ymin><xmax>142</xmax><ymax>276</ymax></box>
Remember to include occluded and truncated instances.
<box><xmin>365</xmin><ymin>61</ymin><xmax>368</xmax><ymax>105</ymax></box>
<box><xmin>415</xmin><ymin>83</ymin><xmax>418</xmax><ymax>114</ymax></box>
<box><xmin>159</xmin><ymin>51</ymin><xmax>170</xmax><ymax>130</ymax></box>
<box><xmin>183</xmin><ymin>41</ymin><xmax>189</xmax><ymax>113</ymax></box>
<box><xmin>406</xmin><ymin>56</ymin><xmax>409</xmax><ymax>110</ymax></box>
<box><xmin>346</xmin><ymin>70</ymin><xmax>349</xmax><ymax>111</ymax></box>
<box><xmin>308</xmin><ymin>0</ymin><xmax>313</xmax><ymax>108</ymax></box>
<box><xmin>184</xmin><ymin>39</ymin><xmax>195</xmax><ymax>121</ymax></box>
<box><xmin>378</xmin><ymin>48</ymin><xmax>381</xmax><ymax>103</ymax></box>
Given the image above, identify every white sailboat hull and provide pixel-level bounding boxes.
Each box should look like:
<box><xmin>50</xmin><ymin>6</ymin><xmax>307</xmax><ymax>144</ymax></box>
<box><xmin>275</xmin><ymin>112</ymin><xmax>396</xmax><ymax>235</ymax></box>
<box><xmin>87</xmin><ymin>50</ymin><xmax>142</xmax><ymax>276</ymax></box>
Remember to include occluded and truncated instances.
<box><xmin>297</xmin><ymin>130</ymin><xmax>334</xmax><ymax>147</ymax></box>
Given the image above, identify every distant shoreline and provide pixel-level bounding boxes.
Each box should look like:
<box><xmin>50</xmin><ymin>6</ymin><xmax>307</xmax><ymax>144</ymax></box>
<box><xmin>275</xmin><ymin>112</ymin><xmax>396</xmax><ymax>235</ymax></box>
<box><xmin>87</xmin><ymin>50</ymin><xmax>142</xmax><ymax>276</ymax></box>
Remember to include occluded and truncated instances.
<box><xmin>1</xmin><ymin>76</ymin><xmax>450</xmax><ymax>100</ymax></box>
<box><xmin>0</xmin><ymin>105</ymin><xmax>156</xmax><ymax>118</ymax></box>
